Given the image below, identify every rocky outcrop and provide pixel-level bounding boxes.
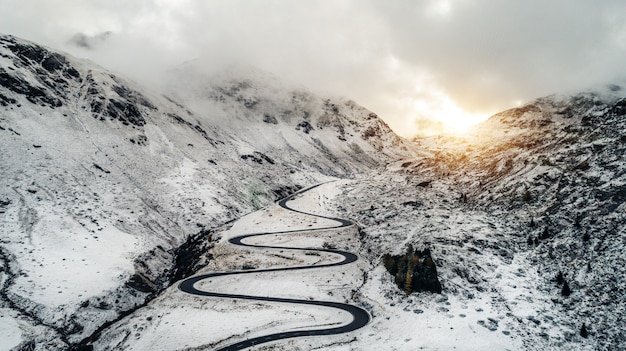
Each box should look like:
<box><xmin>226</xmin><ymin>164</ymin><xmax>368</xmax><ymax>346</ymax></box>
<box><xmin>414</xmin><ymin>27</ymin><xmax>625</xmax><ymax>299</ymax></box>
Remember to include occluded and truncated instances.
<box><xmin>403</xmin><ymin>86</ymin><xmax>626</xmax><ymax>347</ymax></box>
<box><xmin>382</xmin><ymin>245</ymin><xmax>442</xmax><ymax>294</ymax></box>
<box><xmin>0</xmin><ymin>34</ymin><xmax>417</xmax><ymax>349</ymax></box>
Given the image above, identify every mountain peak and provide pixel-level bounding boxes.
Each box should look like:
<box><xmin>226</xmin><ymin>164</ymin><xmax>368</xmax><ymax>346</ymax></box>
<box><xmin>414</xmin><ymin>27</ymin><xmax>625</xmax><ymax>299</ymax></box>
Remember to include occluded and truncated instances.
<box><xmin>0</xmin><ymin>35</ymin><xmax>415</xmax><ymax>348</ymax></box>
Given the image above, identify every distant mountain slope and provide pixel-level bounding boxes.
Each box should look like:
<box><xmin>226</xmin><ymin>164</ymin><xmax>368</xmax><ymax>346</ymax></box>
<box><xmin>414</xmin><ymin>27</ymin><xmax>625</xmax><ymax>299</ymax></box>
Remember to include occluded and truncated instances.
<box><xmin>0</xmin><ymin>34</ymin><xmax>414</xmax><ymax>349</ymax></box>
<box><xmin>396</xmin><ymin>85</ymin><xmax>626</xmax><ymax>349</ymax></box>
<box><xmin>164</xmin><ymin>63</ymin><xmax>410</xmax><ymax>174</ymax></box>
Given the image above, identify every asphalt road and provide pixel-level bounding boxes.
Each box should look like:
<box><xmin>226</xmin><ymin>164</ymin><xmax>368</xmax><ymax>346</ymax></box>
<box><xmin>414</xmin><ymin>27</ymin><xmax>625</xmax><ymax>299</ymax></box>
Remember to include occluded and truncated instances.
<box><xmin>178</xmin><ymin>184</ymin><xmax>370</xmax><ymax>350</ymax></box>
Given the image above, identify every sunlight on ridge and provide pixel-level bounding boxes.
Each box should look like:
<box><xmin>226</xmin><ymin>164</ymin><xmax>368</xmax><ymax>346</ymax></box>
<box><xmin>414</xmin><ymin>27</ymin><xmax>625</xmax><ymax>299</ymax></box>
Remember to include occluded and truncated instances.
<box><xmin>438</xmin><ymin>110</ymin><xmax>489</xmax><ymax>135</ymax></box>
<box><xmin>412</xmin><ymin>91</ymin><xmax>491</xmax><ymax>136</ymax></box>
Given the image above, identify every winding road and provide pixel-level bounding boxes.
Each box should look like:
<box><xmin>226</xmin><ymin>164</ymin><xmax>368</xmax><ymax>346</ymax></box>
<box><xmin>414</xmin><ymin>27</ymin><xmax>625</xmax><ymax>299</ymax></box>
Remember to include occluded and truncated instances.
<box><xmin>178</xmin><ymin>184</ymin><xmax>370</xmax><ymax>350</ymax></box>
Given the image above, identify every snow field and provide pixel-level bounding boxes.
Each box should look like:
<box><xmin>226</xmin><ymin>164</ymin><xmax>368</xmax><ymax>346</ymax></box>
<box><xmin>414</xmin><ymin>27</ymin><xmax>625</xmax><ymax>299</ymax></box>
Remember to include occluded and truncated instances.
<box><xmin>98</xmin><ymin>299</ymin><xmax>349</xmax><ymax>351</ymax></box>
<box><xmin>93</xmin><ymin>182</ymin><xmax>366</xmax><ymax>350</ymax></box>
<box><xmin>7</xmin><ymin>213</ymin><xmax>138</xmax><ymax>308</ymax></box>
<box><xmin>0</xmin><ymin>312</ymin><xmax>22</xmax><ymax>351</ymax></box>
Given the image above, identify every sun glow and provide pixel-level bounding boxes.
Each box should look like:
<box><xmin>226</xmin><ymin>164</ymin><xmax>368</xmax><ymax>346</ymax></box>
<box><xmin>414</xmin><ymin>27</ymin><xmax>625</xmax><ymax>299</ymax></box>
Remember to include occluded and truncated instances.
<box><xmin>411</xmin><ymin>90</ymin><xmax>490</xmax><ymax>136</ymax></box>
<box><xmin>382</xmin><ymin>56</ymin><xmax>491</xmax><ymax>137</ymax></box>
<box><xmin>430</xmin><ymin>106</ymin><xmax>489</xmax><ymax>135</ymax></box>
<box><xmin>426</xmin><ymin>0</ymin><xmax>452</xmax><ymax>17</ymax></box>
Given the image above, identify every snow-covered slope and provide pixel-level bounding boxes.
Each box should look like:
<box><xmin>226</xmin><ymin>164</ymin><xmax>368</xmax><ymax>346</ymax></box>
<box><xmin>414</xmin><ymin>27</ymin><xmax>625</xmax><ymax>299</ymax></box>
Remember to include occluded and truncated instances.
<box><xmin>163</xmin><ymin>63</ymin><xmax>410</xmax><ymax>174</ymax></box>
<box><xmin>369</xmin><ymin>86</ymin><xmax>626</xmax><ymax>350</ymax></box>
<box><xmin>97</xmin><ymin>179</ymin><xmax>525</xmax><ymax>351</ymax></box>
<box><xmin>0</xmin><ymin>34</ymin><xmax>414</xmax><ymax>350</ymax></box>
<box><xmin>4</xmin><ymin>32</ymin><xmax>623</xmax><ymax>351</ymax></box>
<box><xmin>91</xmin><ymin>86</ymin><xmax>626</xmax><ymax>351</ymax></box>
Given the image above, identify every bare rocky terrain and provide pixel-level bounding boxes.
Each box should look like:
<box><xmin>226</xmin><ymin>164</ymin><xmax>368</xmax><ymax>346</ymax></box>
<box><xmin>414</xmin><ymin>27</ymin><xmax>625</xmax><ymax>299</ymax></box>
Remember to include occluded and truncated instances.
<box><xmin>1</xmin><ymin>34</ymin><xmax>625</xmax><ymax>350</ymax></box>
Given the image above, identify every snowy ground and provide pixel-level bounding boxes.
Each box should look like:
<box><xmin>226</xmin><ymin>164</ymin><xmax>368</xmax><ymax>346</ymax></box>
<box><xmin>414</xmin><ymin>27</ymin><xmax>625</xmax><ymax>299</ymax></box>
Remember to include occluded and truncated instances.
<box><xmin>331</xmin><ymin>174</ymin><xmax>598</xmax><ymax>351</ymax></box>
<box><xmin>94</xmin><ymin>180</ymin><xmax>591</xmax><ymax>351</ymax></box>
<box><xmin>2</xmin><ymin>34</ymin><xmax>617</xmax><ymax>350</ymax></box>
<box><xmin>0</xmin><ymin>311</ymin><xmax>22</xmax><ymax>350</ymax></box>
<box><xmin>94</xmin><ymin>182</ymin><xmax>364</xmax><ymax>350</ymax></box>
<box><xmin>0</xmin><ymin>34</ymin><xmax>416</xmax><ymax>349</ymax></box>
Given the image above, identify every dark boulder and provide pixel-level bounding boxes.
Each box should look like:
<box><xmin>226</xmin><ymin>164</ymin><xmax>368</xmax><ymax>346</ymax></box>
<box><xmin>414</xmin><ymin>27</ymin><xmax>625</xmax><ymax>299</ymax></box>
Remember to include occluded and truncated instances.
<box><xmin>382</xmin><ymin>245</ymin><xmax>442</xmax><ymax>294</ymax></box>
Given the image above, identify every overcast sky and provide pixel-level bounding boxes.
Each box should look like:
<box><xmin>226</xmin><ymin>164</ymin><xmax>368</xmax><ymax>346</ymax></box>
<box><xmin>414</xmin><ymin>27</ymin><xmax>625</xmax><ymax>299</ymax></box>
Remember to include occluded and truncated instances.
<box><xmin>2</xmin><ymin>0</ymin><xmax>626</xmax><ymax>136</ymax></box>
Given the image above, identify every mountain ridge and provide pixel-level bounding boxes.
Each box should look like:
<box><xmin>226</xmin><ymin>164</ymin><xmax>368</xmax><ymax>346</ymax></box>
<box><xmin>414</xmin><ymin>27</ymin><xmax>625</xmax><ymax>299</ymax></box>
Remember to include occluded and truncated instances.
<box><xmin>2</xmin><ymin>33</ymin><xmax>625</xmax><ymax>350</ymax></box>
<box><xmin>0</xmin><ymin>34</ymin><xmax>413</xmax><ymax>349</ymax></box>
<box><xmin>398</xmin><ymin>88</ymin><xmax>626</xmax><ymax>349</ymax></box>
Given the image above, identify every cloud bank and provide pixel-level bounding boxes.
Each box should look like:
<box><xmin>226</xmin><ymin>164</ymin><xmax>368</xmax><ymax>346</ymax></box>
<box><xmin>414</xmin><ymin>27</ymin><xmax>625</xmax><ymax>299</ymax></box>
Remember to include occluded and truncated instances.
<box><xmin>2</xmin><ymin>0</ymin><xmax>625</xmax><ymax>136</ymax></box>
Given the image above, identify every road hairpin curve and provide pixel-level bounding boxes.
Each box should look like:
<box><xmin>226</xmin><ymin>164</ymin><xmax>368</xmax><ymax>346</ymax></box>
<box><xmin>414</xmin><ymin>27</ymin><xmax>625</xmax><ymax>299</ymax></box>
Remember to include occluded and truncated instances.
<box><xmin>179</xmin><ymin>183</ymin><xmax>370</xmax><ymax>350</ymax></box>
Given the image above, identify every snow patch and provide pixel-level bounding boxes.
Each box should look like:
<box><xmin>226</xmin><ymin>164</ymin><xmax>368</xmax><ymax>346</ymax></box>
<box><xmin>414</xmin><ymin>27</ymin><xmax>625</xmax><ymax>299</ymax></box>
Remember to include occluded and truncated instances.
<box><xmin>8</xmin><ymin>212</ymin><xmax>138</xmax><ymax>307</ymax></box>
<box><xmin>0</xmin><ymin>312</ymin><xmax>22</xmax><ymax>350</ymax></box>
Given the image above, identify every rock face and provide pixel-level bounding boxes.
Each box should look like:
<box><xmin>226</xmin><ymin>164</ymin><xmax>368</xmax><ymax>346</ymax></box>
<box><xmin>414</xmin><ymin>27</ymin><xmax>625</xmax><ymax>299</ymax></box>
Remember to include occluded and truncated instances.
<box><xmin>164</xmin><ymin>63</ymin><xmax>412</xmax><ymax>174</ymax></box>
<box><xmin>0</xmin><ymin>34</ymin><xmax>415</xmax><ymax>349</ymax></box>
<box><xmin>6</xmin><ymin>32</ymin><xmax>624</xmax><ymax>351</ymax></box>
<box><xmin>382</xmin><ymin>246</ymin><xmax>442</xmax><ymax>294</ymax></box>
<box><xmin>400</xmin><ymin>85</ymin><xmax>626</xmax><ymax>349</ymax></box>
<box><xmin>327</xmin><ymin>83</ymin><xmax>626</xmax><ymax>350</ymax></box>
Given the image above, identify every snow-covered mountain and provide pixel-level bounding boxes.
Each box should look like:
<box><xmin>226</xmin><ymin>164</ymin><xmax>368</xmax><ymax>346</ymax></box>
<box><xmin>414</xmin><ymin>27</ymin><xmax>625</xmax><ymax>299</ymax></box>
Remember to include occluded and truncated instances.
<box><xmin>86</xmin><ymin>87</ymin><xmax>626</xmax><ymax>351</ymax></box>
<box><xmin>365</xmin><ymin>86</ymin><xmax>625</xmax><ymax>350</ymax></box>
<box><xmin>0</xmin><ymin>34</ymin><xmax>414</xmax><ymax>350</ymax></box>
<box><xmin>2</xmin><ymin>32</ymin><xmax>625</xmax><ymax>351</ymax></box>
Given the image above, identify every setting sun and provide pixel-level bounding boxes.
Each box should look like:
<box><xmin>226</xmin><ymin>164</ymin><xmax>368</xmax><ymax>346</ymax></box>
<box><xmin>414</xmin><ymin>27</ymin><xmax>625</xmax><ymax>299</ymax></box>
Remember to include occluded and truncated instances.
<box><xmin>410</xmin><ymin>89</ymin><xmax>491</xmax><ymax>136</ymax></box>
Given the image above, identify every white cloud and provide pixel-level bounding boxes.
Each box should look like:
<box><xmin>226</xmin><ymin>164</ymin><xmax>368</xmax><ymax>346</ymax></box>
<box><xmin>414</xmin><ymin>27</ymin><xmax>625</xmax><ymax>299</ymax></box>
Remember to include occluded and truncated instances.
<box><xmin>1</xmin><ymin>0</ymin><xmax>626</xmax><ymax>137</ymax></box>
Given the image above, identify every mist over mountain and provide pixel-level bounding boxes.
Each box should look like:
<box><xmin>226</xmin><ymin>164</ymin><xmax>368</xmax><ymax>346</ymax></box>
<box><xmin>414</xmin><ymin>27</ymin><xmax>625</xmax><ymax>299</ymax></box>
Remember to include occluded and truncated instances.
<box><xmin>0</xmin><ymin>35</ymin><xmax>625</xmax><ymax>351</ymax></box>
<box><xmin>0</xmin><ymin>34</ymin><xmax>411</xmax><ymax>349</ymax></box>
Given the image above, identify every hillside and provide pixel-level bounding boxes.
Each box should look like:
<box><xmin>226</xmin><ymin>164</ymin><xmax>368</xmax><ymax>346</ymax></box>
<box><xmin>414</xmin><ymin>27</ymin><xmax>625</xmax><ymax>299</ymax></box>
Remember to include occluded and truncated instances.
<box><xmin>0</xmin><ymin>34</ymin><xmax>413</xmax><ymax>350</ymax></box>
<box><xmin>95</xmin><ymin>86</ymin><xmax>626</xmax><ymax>350</ymax></box>
<box><xmin>2</xmin><ymin>33</ymin><xmax>624</xmax><ymax>351</ymax></box>
<box><xmin>89</xmin><ymin>88</ymin><xmax>626</xmax><ymax>351</ymax></box>
<box><xmin>336</xmin><ymin>85</ymin><xmax>625</xmax><ymax>350</ymax></box>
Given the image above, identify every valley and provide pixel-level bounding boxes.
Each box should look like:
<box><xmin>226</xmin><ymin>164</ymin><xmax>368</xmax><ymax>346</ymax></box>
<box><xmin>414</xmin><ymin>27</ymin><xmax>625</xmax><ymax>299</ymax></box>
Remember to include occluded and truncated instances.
<box><xmin>0</xmin><ymin>34</ymin><xmax>624</xmax><ymax>351</ymax></box>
